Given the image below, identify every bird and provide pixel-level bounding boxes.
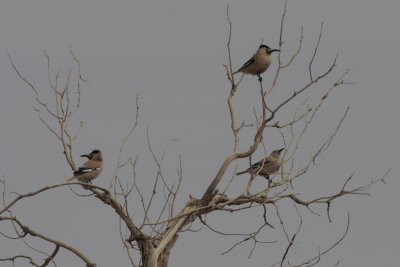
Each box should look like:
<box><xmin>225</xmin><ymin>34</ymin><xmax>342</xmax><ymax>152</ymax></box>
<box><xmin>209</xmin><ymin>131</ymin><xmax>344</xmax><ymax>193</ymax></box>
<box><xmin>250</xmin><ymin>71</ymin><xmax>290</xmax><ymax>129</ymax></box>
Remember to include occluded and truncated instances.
<box><xmin>66</xmin><ymin>150</ymin><xmax>103</xmax><ymax>183</ymax></box>
<box><xmin>236</xmin><ymin>148</ymin><xmax>284</xmax><ymax>181</ymax></box>
<box><xmin>233</xmin><ymin>44</ymin><xmax>280</xmax><ymax>82</ymax></box>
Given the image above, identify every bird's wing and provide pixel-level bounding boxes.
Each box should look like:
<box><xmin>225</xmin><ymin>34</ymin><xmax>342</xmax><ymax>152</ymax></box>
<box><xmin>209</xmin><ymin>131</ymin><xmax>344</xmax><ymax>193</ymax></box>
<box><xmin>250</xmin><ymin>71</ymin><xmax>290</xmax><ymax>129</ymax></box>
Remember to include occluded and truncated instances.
<box><xmin>73</xmin><ymin>160</ymin><xmax>102</xmax><ymax>176</ymax></box>
<box><xmin>237</xmin><ymin>54</ymin><xmax>255</xmax><ymax>72</ymax></box>
<box><xmin>252</xmin><ymin>157</ymin><xmax>272</xmax><ymax>168</ymax></box>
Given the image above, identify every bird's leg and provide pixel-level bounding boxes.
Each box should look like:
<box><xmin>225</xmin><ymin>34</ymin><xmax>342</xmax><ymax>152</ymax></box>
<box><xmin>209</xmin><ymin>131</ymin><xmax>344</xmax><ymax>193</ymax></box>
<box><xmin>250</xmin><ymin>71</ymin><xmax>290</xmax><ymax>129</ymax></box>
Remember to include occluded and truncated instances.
<box><xmin>257</xmin><ymin>75</ymin><xmax>262</xmax><ymax>82</ymax></box>
<box><xmin>263</xmin><ymin>175</ymin><xmax>273</xmax><ymax>188</ymax></box>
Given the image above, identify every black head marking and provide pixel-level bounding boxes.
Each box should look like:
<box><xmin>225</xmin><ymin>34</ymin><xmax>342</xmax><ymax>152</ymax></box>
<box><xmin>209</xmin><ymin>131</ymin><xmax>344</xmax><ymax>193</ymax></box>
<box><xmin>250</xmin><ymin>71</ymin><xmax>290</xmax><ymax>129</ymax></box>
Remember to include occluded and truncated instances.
<box><xmin>259</xmin><ymin>44</ymin><xmax>271</xmax><ymax>50</ymax></box>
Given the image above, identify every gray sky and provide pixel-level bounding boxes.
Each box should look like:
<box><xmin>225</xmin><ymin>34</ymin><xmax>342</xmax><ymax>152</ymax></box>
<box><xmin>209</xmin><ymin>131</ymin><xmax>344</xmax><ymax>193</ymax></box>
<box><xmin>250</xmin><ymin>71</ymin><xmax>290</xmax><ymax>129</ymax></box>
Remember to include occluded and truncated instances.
<box><xmin>0</xmin><ymin>0</ymin><xmax>399</xmax><ymax>266</ymax></box>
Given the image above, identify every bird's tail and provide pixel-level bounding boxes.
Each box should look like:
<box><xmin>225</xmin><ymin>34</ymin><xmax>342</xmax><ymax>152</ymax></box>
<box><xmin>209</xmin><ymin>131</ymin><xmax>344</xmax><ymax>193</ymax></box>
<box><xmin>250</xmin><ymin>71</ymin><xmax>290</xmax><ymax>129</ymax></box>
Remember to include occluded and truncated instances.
<box><xmin>236</xmin><ymin>170</ymin><xmax>248</xmax><ymax>176</ymax></box>
<box><xmin>65</xmin><ymin>176</ymin><xmax>78</xmax><ymax>182</ymax></box>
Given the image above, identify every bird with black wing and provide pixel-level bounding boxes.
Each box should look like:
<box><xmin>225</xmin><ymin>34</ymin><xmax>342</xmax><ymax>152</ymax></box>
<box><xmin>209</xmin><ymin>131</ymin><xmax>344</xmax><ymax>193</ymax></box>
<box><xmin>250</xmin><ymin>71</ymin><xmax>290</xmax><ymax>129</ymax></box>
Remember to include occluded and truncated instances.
<box><xmin>66</xmin><ymin>150</ymin><xmax>103</xmax><ymax>183</ymax></box>
<box><xmin>236</xmin><ymin>148</ymin><xmax>284</xmax><ymax>181</ymax></box>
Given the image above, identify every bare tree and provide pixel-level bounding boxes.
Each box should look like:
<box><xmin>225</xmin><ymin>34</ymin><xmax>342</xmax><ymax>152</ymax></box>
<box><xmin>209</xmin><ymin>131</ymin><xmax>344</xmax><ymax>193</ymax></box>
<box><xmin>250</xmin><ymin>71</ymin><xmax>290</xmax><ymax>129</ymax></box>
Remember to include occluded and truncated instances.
<box><xmin>0</xmin><ymin>2</ymin><xmax>389</xmax><ymax>267</ymax></box>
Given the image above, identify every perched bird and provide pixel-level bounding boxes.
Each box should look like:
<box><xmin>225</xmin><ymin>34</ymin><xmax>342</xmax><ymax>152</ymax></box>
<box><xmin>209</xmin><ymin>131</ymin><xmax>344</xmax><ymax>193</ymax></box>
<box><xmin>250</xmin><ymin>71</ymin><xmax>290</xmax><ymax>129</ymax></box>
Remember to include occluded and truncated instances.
<box><xmin>233</xmin><ymin>44</ymin><xmax>280</xmax><ymax>81</ymax></box>
<box><xmin>66</xmin><ymin>150</ymin><xmax>103</xmax><ymax>183</ymax></box>
<box><xmin>236</xmin><ymin>148</ymin><xmax>284</xmax><ymax>180</ymax></box>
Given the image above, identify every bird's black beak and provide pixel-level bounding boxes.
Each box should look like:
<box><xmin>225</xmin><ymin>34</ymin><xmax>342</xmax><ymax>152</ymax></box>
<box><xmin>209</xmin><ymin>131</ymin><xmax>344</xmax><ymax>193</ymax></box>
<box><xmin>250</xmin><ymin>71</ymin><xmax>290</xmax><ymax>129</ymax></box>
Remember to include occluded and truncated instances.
<box><xmin>277</xmin><ymin>148</ymin><xmax>284</xmax><ymax>153</ymax></box>
<box><xmin>271</xmin><ymin>49</ymin><xmax>280</xmax><ymax>53</ymax></box>
<box><xmin>80</xmin><ymin>154</ymin><xmax>91</xmax><ymax>159</ymax></box>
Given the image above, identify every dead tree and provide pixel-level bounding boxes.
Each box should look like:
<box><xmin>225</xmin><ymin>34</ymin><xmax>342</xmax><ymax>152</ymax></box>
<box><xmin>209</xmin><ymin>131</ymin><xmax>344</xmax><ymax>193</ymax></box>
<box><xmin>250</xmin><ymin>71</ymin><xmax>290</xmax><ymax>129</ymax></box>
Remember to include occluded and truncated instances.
<box><xmin>0</xmin><ymin>2</ymin><xmax>388</xmax><ymax>267</ymax></box>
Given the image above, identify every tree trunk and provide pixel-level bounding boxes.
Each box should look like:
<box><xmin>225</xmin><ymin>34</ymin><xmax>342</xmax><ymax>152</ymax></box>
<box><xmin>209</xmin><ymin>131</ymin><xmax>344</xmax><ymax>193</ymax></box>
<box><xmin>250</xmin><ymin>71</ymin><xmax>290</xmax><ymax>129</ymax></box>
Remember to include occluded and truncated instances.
<box><xmin>143</xmin><ymin>251</ymin><xmax>170</xmax><ymax>267</ymax></box>
<box><xmin>142</xmin><ymin>237</ymin><xmax>175</xmax><ymax>267</ymax></box>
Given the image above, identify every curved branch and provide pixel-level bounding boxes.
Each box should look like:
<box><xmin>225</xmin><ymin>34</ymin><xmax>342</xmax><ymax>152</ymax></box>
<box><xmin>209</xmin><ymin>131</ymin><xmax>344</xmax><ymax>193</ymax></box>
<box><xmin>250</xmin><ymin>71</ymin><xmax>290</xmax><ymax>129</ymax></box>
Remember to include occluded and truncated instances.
<box><xmin>0</xmin><ymin>216</ymin><xmax>96</xmax><ymax>267</ymax></box>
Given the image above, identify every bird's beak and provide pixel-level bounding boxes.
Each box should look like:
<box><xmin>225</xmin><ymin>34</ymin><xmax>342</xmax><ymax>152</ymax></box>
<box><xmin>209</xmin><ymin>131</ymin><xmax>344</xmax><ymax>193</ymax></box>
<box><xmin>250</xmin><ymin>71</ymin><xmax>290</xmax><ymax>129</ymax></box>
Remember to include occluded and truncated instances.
<box><xmin>271</xmin><ymin>49</ymin><xmax>280</xmax><ymax>53</ymax></box>
<box><xmin>278</xmin><ymin>148</ymin><xmax>285</xmax><ymax>153</ymax></box>
<box><xmin>80</xmin><ymin>154</ymin><xmax>90</xmax><ymax>158</ymax></box>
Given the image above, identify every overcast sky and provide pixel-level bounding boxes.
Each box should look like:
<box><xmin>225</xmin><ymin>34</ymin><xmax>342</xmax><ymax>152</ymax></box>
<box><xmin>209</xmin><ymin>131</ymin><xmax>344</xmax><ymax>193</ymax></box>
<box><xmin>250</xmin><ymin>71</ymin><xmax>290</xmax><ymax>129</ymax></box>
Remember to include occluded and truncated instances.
<box><xmin>0</xmin><ymin>0</ymin><xmax>399</xmax><ymax>266</ymax></box>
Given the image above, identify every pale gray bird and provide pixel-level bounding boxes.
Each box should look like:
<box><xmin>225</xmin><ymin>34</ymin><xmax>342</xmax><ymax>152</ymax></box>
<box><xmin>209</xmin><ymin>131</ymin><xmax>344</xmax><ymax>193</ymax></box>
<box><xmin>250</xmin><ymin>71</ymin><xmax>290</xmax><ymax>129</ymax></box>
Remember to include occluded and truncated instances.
<box><xmin>236</xmin><ymin>148</ymin><xmax>284</xmax><ymax>180</ymax></box>
<box><xmin>233</xmin><ymin>44</ymin><xmax>280</xmax><ymax>82</ymax></box>
<box><xmin>66</xmin><ymin>150</ymin><xmax>103</xmax><ymax>183</ymax></box>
